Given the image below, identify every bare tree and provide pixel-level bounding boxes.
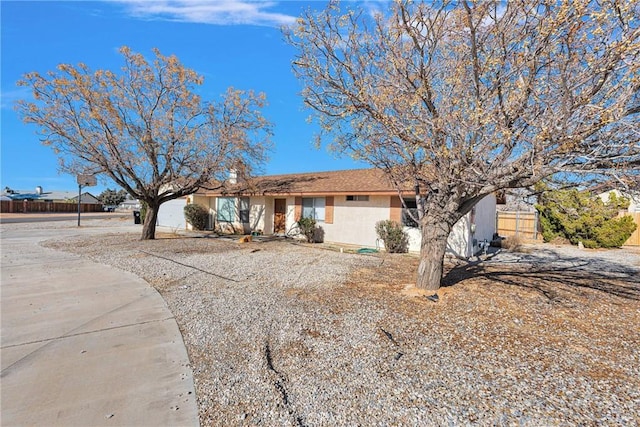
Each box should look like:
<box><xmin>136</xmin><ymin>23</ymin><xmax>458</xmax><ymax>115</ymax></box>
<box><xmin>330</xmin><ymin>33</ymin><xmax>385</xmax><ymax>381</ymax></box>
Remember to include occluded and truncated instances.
<box><xmin>16</xmin><ymin>47</ymin><xmax>272</xmax><ymax>239</ymax></box>
<box><xmin>286</xmin><ymin>0</ymin><xmax>640</xmax><ymax>291</ymax></box>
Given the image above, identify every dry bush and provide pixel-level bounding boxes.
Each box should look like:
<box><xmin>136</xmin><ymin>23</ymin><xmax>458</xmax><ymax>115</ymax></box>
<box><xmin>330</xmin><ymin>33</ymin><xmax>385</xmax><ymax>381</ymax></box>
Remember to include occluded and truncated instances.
<box><xmin>501</xmin><ymin>234</ymin><xmax>526</xmax><ymax>252</ymax></box>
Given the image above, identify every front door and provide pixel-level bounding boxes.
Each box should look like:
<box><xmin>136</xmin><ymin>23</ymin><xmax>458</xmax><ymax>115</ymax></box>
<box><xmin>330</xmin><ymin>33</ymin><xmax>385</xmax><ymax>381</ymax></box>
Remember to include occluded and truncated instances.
<box><xmin>274</xmin><ymin>199</ymin><xmax>286</xmax><ymax>234</ymax></box>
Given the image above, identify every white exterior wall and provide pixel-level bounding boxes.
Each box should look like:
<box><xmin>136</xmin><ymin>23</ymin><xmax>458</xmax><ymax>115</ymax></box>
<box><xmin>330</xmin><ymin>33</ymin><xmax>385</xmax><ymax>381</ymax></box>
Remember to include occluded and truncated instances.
<box><xmin>473</xmin><ymin>193</ymin><xmax>497</xmax><ymax>247</ymax></box>
<box><xmin>406</xmin><ymin>194</ymin><xmax>496</xmax><ymax>258</ymax></box>
<box><xmin>405</xmin><ymin>216</ymin><xmax>470</xmax><ymax>256</ymax></box>
<box><xmin>322</xmin><ymin>195</ymin><xmax>391</xmax><ymax>248</ymax></box>
<box><xmin>157</xmin><ymin>197</ymin><xmax>187</xmax><ymax>230</ymax></box>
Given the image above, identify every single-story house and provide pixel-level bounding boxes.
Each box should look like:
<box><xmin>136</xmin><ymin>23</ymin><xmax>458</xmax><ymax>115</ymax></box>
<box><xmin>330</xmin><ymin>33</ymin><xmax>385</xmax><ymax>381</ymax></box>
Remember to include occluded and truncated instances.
<box><xmin>179</xmin><ymin>169</ymin><xmax>496</xmax><ymax>258</ymax></box>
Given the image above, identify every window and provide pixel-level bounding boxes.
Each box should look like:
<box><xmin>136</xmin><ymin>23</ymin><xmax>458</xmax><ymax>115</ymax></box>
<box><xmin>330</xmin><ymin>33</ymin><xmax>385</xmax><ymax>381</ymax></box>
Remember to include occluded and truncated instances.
<box><xmin>401</xmin><ymin>198</ymin><xmax>419</xmax><ymax>228</ymax></box>
<box><xmin>239</xmin><ymin>197</ymin><xmax>250</xmax><ymax>224</ymax></box>
<box><xmin>217</xmin><ymin>197</ymin><xmax>236</xmax><ymax>222</ymax></box>
<box><xmin>302</xmin><ymin>197</ymin><xmax>325</xmax><ymax>221</ymax></box>
<box><xmin>346</xmin><ymin>195</ymin><xmax>369</xmax><ymax>202</ymax></box>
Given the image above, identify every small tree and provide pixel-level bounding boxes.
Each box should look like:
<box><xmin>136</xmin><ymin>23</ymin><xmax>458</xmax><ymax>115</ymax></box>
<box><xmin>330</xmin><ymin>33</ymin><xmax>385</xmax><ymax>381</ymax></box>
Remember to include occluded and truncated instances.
<box><xmin>184</xmin><ymin>204</ymin><xmax>209</xmax><ymax>231</ymax></box>
<box><xmin>297</xmin><ymin>217</ymin><xmax>317</xmax><ymax>243</ymax></box>
<box><xmin>16</xmin><ymin>46</ymin><xmax>272</xmax><ymax>240</ymax></box>
<box><xmin>536</xmin><ymin>188</ymin><xmax>637</xmax><ymax>248</ymax></box>
<box><xmin>98</xmin><ymin>188</ymin><xmax>128</xmax><ymax>206</ymax></box>
<box><xmin>375</xmin><ymin>220</ymin><xmax>409</xmax><ymax>253</ymax></box>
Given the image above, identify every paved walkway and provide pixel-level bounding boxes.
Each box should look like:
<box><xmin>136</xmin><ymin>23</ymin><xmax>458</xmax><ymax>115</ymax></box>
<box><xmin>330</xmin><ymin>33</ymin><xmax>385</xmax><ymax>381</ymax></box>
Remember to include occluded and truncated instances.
<box><xmin>0</xmin><ymin>221</ymin><xmax>199</xmax><ymax>426</ymax></box>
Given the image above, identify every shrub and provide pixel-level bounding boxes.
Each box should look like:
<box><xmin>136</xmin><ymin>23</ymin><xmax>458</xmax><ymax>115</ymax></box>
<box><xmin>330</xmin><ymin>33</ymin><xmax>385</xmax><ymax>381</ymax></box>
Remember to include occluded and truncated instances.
<box><xmin>501</xmin><ymin>234</ymin><xmax>524</xmax><ymax>252</ymax></box>
<box><xmin>594</xmin><ymin>215</ymin><xmax>637</xmax><ymax>248</ymax></box>
<box><xmin>297</xmin><ymin>217</ymin><xmax>317</xmax><ymax>243</ymax></box>
<box><xmin>184</xmin><ymin>204</ymin><xmax>209</xmax><ymax>230</ymax></box>
<box><xmin>536</xmin><ymin>186</ymin><xmax>636</xmax><ymax>248</ymax></box>
<box><xmin>375</xmin><ymin>220</ymin><xmax>409</xmax><ymax>253</ymax></box>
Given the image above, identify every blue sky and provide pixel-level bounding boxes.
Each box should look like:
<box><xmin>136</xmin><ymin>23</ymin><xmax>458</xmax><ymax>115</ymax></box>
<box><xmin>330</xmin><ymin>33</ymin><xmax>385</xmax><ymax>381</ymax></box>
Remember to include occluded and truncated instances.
<box><xmin>1</xmin><ymin>0</ymin><xmax>374</xmax><ymax>195</ymax></box>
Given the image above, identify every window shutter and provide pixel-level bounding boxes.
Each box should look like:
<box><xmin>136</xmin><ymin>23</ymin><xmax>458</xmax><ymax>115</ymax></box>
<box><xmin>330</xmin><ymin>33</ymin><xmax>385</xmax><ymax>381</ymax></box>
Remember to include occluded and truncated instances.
<box><xmin>390</xmin><ymin>196</ymin><xmax>402</xmax><ymax>223</ymax></box>
<box><xmin>294</xmin><ymin>196</ymin><xmax>302</xmax><ymax>221</ymax></box>
<box><xmin>325</xmin><ymin>196</ymin><xmax>334</xmax><ymax>224</ymax></box>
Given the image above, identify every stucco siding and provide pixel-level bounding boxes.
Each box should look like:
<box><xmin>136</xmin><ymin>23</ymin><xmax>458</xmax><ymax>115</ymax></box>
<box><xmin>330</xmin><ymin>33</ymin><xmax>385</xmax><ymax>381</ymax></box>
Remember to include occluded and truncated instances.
<box><xmin>283</xmin><ymin>196</ymin><xmax>298</xmax><ymax>234</ymax></box>
<box><xmin>405</xmin><ymin>194</ymin><xmax>496</xmax><ymax>257</ymax></box>
<box><xmin>473</xmin><ymin>193</ymin><xmax>497</xmax><ymax>246</ymax></box>
<box><xmin>248</xmin><ymin>196</ymin><xmax>267</xmax><ymax>232</ymax></box>
<box><xmin>192</xmin><ymin>192</ymin><xmax>496</xmax><ymax>257</ymax></box>
<box><xmin>405</xmin><ymin>216</ymin><xmax>470</xmax><ymax>256</ymax></box>
<box><xmin>261</xmin><ymin>197</ymin><xmax>275</xmax><ymax>234</ymax></box>
<box><xmin>321</xmin><ymin>195</ymin><xmax>390</xmax><ymax>248</ymax></box>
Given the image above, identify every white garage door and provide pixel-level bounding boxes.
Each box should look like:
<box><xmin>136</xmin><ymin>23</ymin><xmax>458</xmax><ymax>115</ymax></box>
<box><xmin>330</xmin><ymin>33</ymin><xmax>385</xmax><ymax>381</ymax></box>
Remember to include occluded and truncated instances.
<box><xmin>157</xmin><ymin>198</ymin><xmax>187</xmax><ymax>230</ymax></box>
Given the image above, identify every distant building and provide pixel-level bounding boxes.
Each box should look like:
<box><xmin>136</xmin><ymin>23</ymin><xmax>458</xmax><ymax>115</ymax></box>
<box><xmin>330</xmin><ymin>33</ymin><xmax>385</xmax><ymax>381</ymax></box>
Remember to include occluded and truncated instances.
<box><xmin>1</xmin><ymin>186</ymin><xmax>101</xmax><ymax>204</ymax></box>
<box><xmin>118</xmin><ymin>199</ymin><xmax>142</xmax><ymax>210</ymax></box>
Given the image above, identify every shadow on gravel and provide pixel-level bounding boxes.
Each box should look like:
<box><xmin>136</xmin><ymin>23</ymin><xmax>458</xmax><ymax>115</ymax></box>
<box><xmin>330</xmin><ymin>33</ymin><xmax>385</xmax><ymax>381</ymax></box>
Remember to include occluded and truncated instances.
<box><xmin>442</xmin><ymin>248</ymin><xmax>640</xmax><ymax>301</ymax></box>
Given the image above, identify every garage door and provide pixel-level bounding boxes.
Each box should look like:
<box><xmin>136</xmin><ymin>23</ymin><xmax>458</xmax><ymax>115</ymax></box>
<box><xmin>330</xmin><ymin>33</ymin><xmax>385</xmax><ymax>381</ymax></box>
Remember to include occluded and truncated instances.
<box><xmin>157</xmin><ymin>198</ymin><xmax>187</xmax><ymax>230</ymax></box>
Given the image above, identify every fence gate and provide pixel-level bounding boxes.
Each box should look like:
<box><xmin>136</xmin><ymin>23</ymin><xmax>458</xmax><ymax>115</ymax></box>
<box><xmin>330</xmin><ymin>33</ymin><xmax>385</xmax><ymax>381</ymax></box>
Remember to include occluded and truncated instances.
<box><xmin>496</xmin><ymin>211</ymin><xmax>541</xmax><ymax>241</ymax></box>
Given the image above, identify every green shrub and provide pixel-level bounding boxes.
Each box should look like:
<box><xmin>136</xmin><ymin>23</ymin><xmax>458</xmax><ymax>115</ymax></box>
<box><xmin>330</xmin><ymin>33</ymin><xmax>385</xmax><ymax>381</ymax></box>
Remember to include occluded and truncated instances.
<box><xmin>536</xmin><ymin>186</ymin><xmax>636</xmax><ymax>248</ymax></box>
<box><xmin>297</xmin><ymin>217</ymin><xmax>317</xmax><ymax>243</ymax></box>
<box><xmin>375</xmin><ymin>220</ymin><xmax>409</xmax><ymax>253</ymax></box>
<box><xmin>184</xmin><ymin>204</ymin><xmax>209</xmax><ymax>230</ymax></box>
<box><xmin>594</xmin><ymin>215</ymin><xmax>637</xmax><ymax>248</ymax></box>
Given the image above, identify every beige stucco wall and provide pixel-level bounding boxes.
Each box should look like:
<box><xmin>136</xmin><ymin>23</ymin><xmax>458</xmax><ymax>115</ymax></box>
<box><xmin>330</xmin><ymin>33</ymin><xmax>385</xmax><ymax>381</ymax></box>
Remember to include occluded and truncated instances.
<box><xmin>321</xmin><ymin>195</ymin><xmax>391</xmax><ymax>248</ymax></box>
<box><xmin>194</xmin><ymin>193</ymin><xmax>496</xmax><ymax>258</ymax></box>
<box><xmin>282</xmin><ymin>196</ymin><xmax>298</xmax><ymax>234</ymax></box>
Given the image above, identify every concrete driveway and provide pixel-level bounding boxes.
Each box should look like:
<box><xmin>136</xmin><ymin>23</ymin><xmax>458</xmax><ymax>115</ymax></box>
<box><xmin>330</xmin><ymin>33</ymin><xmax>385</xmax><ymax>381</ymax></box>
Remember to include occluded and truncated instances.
<box><xmin>0</xmin><ymin>221</ymin><xmax>199</xmax><ymax>426</ymax></box>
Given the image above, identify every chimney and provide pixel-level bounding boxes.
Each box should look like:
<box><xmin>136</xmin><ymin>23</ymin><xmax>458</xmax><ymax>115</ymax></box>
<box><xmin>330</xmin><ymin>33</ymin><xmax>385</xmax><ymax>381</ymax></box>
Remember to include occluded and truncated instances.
<box><xmin>228</xmin><ymin>169</ymin><xmax>237</xmax><ymax>185</ymax></box>
<box><xmin>35</xmin><ymin>186</ymin><xmax>43</xmax><ymax>195</ymax></box>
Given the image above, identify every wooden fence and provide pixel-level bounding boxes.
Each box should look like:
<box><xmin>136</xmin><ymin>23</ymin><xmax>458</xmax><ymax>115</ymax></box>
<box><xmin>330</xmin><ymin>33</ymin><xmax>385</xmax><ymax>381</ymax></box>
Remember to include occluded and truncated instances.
<box><xmin>0</xmin><ymin>200</ymin><xmax>103</xmax><ymax>214</ymax></box>
<box><xmin>622</xmin><ymin>212</ymin><xmax>640</xmax><ymax>246</ymax></box>
<box><xmin>497</xmin><ymin>210</ymin><xmax>640</xmax><ymax>246</ymax></box>
<box><xmin>496</xmin><ymin>211</ymin><xmax>542</xmax><ymax>242</ymax></box>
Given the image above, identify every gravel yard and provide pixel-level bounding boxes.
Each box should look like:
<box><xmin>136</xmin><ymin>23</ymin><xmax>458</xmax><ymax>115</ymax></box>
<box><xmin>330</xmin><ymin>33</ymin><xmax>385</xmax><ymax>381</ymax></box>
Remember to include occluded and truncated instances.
<box><xmin>42</xmin><ymin>224</ymin><xmax>640</xmax><ymax>426</ymax></box>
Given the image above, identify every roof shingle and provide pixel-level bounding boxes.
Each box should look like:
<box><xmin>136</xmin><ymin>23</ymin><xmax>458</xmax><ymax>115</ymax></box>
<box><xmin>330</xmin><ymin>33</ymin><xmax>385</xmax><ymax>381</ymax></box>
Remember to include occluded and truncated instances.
<box><xmin>198</xmin><ymin>169</ymin><xmax>409</xmax><ymax>196</ymax></box>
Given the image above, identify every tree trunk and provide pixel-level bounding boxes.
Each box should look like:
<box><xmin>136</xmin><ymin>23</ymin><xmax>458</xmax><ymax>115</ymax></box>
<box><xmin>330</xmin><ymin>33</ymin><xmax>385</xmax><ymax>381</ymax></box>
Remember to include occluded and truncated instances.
<box><xmin>141</xmin><ymin>203</ymin><xmax>159</xmax><ymax>240</ymax></box>
<box><xmin>416</xmin><ymin>217</ymin><xmax>452</xmax><ymax>291</ymax></box>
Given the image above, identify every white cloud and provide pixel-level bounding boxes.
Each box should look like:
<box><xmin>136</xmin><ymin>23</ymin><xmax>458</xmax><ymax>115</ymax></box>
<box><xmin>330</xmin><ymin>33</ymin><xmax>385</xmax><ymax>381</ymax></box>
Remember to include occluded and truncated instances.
<box><xmin>111</xmin><ymin>0</ymin><xmax>297</xmax><ymax>27</ymax></box>
<box><xmin>0</xmin><ymin>87</ymin><xmax>32</xmax><ymax>110</ymax></box>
